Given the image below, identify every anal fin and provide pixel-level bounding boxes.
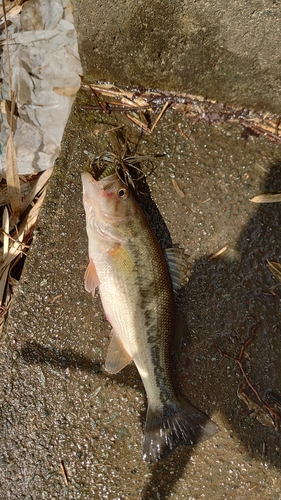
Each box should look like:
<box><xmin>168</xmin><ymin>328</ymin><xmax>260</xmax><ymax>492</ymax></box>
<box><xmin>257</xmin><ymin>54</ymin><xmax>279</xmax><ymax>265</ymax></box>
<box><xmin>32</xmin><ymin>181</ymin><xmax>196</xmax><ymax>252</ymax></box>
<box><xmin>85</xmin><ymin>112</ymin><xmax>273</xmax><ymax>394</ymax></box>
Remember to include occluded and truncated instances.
<box><xmin>105</xmin><ymin>329</ymin><xmax>132</xmax><ymax>374</ymax></box>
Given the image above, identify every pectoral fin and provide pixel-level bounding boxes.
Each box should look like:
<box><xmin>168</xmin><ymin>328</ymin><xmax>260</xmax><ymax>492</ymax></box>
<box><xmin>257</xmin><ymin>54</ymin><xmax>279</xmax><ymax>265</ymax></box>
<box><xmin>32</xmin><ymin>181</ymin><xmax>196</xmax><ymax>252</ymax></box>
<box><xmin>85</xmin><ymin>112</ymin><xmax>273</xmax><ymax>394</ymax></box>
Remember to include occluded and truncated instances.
<box><xmin>105</xmin><ymin>330</ymin><xmax>132</xmax><ymax>374</ymax></box>
<box><xmin>84</xmin><ymin>259</ymin><xmax>100</xmax><ymax>296</ymax></box>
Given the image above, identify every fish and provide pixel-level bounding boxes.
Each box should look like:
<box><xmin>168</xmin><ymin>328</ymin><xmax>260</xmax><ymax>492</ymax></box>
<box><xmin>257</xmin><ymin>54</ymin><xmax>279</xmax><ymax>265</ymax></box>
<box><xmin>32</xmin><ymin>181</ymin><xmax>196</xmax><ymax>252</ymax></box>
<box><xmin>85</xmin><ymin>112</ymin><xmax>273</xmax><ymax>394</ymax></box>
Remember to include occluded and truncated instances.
<box><xmin>82</xmin><ymin>169</ymin><xmax>218</xmax><ymax>461</ymax></box>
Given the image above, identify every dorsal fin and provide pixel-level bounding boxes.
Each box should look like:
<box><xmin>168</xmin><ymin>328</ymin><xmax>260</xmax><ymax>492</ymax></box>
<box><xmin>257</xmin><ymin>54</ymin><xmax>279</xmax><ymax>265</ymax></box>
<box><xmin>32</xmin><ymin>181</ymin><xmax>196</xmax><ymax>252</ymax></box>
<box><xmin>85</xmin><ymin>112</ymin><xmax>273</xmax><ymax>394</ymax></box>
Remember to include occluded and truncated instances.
<box><xmin>164</xmin><ymin>247</ymin><xmax>189</xmax><ymax>294</ymax></box>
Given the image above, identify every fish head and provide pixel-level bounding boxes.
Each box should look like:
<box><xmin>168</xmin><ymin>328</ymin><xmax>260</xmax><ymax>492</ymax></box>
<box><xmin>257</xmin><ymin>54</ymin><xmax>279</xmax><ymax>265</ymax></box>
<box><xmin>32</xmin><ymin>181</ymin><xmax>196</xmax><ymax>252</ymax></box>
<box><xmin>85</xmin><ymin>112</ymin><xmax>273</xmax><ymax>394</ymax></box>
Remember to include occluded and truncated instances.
<box><xmin>81</xmin><ymin>171</ymin><xmax>135</xmax><ymax>240</ymax></box>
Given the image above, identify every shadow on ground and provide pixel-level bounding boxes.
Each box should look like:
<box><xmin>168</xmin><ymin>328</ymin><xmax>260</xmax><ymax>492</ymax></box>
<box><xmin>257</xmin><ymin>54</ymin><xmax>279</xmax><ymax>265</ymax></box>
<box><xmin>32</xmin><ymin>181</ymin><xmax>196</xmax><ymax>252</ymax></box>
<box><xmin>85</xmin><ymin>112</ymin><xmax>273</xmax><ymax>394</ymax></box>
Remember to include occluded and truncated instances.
<box><xmin>17</xmin><ymin>162</ymin><xmax>281</xmax><ymax>499</ymax></box>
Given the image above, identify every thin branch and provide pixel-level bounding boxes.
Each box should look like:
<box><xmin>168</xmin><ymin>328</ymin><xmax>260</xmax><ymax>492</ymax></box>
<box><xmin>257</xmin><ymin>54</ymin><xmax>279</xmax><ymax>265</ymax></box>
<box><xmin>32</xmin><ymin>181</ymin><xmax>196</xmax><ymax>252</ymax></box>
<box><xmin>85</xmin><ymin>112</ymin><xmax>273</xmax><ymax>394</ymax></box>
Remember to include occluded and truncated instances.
<box><xmin>218</xmin><ymin>325</ymin><xmax>281</xmax><ymax>422</ymax></box>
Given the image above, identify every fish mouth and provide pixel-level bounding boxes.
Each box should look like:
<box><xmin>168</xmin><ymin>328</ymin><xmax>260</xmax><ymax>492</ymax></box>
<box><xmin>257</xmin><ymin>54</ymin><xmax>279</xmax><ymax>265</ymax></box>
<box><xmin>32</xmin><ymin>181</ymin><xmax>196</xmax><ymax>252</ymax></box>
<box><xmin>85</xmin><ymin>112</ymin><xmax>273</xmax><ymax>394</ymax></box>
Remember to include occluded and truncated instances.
<box><xmin>82</xmin><ymin>172</ymin><xmax>126</xmax><ymax>221</ymax></box>
<box><xmin>82</xmin><ymin>171</ymin><xmax>117</xmax><ymax>196</ymax></box>
<box><xmin>81</xmin><ymin>172</ymin><xmax>129</xmax><ymax>242</ymax></box>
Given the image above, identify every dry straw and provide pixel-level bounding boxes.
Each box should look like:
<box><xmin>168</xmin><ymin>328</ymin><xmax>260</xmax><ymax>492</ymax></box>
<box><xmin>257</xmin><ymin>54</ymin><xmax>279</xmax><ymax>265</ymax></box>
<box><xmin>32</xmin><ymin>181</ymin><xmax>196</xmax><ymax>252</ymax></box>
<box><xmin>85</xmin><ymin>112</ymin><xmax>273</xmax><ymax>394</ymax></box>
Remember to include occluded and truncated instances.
<box><xmin>0</xmin><ymin>1</ymin><xmax>53</xmax><ymax>332</ymax></box>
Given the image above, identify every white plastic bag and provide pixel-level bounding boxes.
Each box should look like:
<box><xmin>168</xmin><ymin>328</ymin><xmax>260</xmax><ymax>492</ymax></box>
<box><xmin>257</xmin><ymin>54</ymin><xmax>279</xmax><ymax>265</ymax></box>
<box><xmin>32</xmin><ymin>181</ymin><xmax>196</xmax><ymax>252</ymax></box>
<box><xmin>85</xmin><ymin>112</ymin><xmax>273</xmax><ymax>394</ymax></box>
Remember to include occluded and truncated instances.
<box><xmin>0</xmin><ymin>0</ymin><xmax>82</xmax><ymax>175</ymax></box>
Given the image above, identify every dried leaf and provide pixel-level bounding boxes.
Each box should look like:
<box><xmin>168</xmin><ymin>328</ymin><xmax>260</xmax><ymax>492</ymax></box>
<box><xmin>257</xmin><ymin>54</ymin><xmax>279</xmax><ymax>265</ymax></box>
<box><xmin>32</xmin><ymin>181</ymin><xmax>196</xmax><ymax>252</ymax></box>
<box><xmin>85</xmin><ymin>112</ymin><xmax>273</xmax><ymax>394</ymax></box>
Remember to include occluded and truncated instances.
<box><xmin>267</xmin><ymin>260</ymin><xmax>281</xmax><ymax>283</ymax></box>
<box><xmin>84</xmin><ymin>83</ymin><xmax>148</xmax><ymax>108</ymax></box>
<box><xmin>0</xmin><ymin>231</ymin><xmax>24</xmax><ymax>271</ymax></box>
<box><xmin>150</xmin><ymin>101</ymin><xmax>169</xmax><ymax>133</ymax></box>
<box><xmin>124</xmin><ymin>112</ymin><xmax>151</xmax><ymax>134</ymax></box>
<box><xmin>17</xmin><ymin>188</ymin><xmax>47</xmax><ymax>243</ymax></box>
<box><xmin>0</xmin><ymin>177</ymin><xmax>37</xmax><ymax>211</ymax></box>
<box><xmin>171</xmin><ymin>178</ymin><xmax>185</xmax><ymax>199</ymax></box>
<box><xmin>0</xmin><ymin>187</ymin><xmax>47</xmax><ymax>275</ymax></box>
<box><xmin>209</xmin><ymin>245</ymin><xmax>229</xmax><ymax>260</ymax></box>
<box><xmin>53</xmin><ymin>86</ymin><xmax>80</xmax><ymax>97</ymax></box>
<box><xmin>60</xmin><ymin>460</ymin><xmax>69</xmax><ymax>485</ymax></box>
<box><xmin>0</xmin><ymin>0</ymin><xmax>23</xmax><ymax>19</ymax></box>
<box><xmin>6</xmin><ymin>133</ymin><xmax>22</xmax><ymax>219</ymax></box>
<box><xmin>250</xmin><ymin>193</ymin><xmax>281</xmax><ymax>203</ymax></box>
<box><xmin>4</xmin><ymin>100</ymin><xmax>17</xmax><ymax>131</ymax></box>
<box><xmin>21</xmin><ymin>166</ymin><xmax>53</xmax><ymax>212</ymax></box>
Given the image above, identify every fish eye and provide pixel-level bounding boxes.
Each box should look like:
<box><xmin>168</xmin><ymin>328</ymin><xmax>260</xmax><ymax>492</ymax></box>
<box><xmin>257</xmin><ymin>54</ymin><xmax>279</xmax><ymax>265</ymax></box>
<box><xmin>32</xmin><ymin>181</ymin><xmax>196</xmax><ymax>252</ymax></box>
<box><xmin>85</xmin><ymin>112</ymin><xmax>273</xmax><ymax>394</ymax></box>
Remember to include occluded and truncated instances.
<box><xmin>118</xmin><ymin>188</ymin><xmax>128</xmax><ymax>199</ymax></box>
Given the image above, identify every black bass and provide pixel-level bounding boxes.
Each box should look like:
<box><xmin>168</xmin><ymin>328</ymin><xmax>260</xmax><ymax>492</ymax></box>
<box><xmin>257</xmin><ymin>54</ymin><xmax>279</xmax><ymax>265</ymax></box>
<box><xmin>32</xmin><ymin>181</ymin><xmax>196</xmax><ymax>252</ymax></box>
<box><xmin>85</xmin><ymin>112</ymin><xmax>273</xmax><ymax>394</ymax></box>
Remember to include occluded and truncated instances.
<box><xmin>82</xmin><ymin>170</ymin><xmax>218</xmax><ymax>461</ymax></box>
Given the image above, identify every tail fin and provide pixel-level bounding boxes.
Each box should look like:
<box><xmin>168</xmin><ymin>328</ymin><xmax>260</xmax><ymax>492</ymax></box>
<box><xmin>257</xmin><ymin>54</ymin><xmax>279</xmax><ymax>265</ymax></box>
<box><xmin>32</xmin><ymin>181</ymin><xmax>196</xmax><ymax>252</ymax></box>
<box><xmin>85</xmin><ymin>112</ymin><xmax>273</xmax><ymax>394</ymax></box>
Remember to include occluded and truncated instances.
<box><xmin>143</xmin><ymin>399</ymin><xmax>219</xmax><ymax>462</ymax></box>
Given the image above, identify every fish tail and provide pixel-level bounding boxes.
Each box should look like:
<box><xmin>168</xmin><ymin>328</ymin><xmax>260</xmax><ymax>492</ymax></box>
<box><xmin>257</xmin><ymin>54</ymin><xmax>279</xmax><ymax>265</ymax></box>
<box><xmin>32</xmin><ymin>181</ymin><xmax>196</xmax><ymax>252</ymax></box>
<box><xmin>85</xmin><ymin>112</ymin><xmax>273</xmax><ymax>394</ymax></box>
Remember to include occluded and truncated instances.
<box><xmin>142</xmin><ymin>399</ymin><xmax>218</xmax><ymax>462</ymax></box>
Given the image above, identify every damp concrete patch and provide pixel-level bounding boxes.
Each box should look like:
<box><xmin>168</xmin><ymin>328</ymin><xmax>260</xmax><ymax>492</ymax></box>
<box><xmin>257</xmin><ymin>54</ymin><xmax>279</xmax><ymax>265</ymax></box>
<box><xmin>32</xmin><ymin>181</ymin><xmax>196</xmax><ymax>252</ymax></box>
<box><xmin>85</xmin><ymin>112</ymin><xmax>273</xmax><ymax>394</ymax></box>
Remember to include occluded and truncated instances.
<box><xmin>72</xmin><ymin>0</ymin><xmax>281</xmax><ymax>113</ymax></box>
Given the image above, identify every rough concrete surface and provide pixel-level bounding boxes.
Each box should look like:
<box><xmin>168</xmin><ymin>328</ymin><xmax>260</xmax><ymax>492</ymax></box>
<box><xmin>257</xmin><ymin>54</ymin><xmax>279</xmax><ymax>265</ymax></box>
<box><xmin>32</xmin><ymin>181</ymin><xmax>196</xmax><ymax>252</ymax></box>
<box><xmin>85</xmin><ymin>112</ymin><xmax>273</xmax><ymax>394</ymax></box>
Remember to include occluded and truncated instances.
<box><xmin>1</xmin><ymin>1</ymin><xmax>281</xmax><ymax>499</ymax></box>
<box><xmin>1</xmin><ymin>88</ymin><xmax>281</xmax><ymax>499</ymax></box>
<box><xmin>72</xmin><ymin>0</ymin><xmax>281</xmax><ymax>113</ymax></box>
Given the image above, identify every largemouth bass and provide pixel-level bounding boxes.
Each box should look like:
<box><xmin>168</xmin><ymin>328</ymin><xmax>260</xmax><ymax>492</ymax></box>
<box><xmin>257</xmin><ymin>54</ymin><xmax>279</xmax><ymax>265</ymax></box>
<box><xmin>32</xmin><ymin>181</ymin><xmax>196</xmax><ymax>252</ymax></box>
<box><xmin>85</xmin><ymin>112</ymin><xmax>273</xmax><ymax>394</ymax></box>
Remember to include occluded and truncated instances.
<box><xmin>82</xmin><ymin>170</ymin><xmax>218</xmax><ymax>461</ymax></box>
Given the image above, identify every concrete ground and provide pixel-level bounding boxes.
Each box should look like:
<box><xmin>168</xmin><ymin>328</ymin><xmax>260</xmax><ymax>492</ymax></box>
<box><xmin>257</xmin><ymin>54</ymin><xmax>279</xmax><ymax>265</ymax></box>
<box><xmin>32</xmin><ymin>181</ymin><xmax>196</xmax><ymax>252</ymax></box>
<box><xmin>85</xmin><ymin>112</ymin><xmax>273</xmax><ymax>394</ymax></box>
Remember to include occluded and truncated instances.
<box><xmin>1</xmin><ymin>90</ymin><xmax>281</xmax><ymax>499</ymax></box>
<box><xmin>1</xmin><ymin>1</ymin><xmax>281</xmax><ymax>499</ymax></box>
<box><xmin>72</xmin><ymin>0</ymin><xmax>281</xmax><ymax>114</ymax></box>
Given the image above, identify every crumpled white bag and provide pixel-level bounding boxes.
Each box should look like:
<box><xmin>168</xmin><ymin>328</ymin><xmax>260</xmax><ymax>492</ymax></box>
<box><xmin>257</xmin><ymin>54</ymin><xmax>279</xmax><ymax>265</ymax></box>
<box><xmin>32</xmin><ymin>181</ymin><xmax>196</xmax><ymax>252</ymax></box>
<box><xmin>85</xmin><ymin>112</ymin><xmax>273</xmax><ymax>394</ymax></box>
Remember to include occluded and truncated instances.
<box><xmin>0</xmin><ymin>0</ymin><xmax>82</xmax><ymax>175</ymax></box>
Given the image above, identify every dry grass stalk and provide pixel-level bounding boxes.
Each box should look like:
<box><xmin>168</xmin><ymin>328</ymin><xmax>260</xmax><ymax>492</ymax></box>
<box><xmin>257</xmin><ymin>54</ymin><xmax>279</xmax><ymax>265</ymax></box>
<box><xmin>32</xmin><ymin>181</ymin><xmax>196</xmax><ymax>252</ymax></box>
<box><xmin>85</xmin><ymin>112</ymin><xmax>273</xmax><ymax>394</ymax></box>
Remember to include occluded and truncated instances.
<box><xmin>21</xmin><ymin>167</ymin><xmax>54</xmax><ymax>212</ymax></box>
<box><xmin>0</xmin><ymin>175</ymin><xmax>38</xmax><ymax>207</ymax></box>
<box><xmin>0</xmin><ymin>168</ymin><xmax>53</xmax><ymax>333</ymax></box>
<box><xmin>0</xmin><ymin>0</ymin><xmax>39</xmax><ymax>333</ymax></box>
<box><xmin>2</xmin><ymin>208</ymin><xmax>9</xmax><ymax>259</ymax></box>
<box><xmin>0</xmin><ymin>4</ymin><xmax>55</xmax><ymax>333</ymax></box>
<box><xmin>250</xmin><ymin>193</ymin><xmax>281</xmax><ymax>203</ymax></box>
<box><xmin>0</xmin><ymin>0</ymin><xmax>24</xmax><ymax>19</ymax></box>
<box><xmin>124</xmin><ymin>112</ymin><xmax>151</xmax><ymax>134</ymax></box>
<box><xmin>6</xmin><ymin>132</ymin><xmax>22</xmax><ymax>219</ymax></box>
<box><xmin>267</xmin><ymin>260</ymin><xmax>281</xmax><ymax>283</ymax></box>
<box><xmin>171</xmin><ymin>178</ymin><xmax>185</xmax><ymax>199</ymax></box>
<box><xmin>53</xmin><ymin>86</ymin><xmax>80</xmax><ymax>97</ymax></box>
<box><xmin>60</xmin><ymin>460</ymin><xmax>69</xmax><ymax>486</ymax></box>
<box><xmin>150</xmin><ymin>101</ymin><xmax>169</xmax><ymax>133</ymax></box>
<box><xmin>219</xmin><ymin>325</ymin><xmax>281</xmax><ymax>426</ymax></box>
<box><xmin>209</xmin><ymin>245</ymin><xmax>229</xmax><ymax>260</ymax></box>
<box><xmin>82</xmin><ymin>83</ymin><xmax>281</xmax><ymax>142</ymax></box>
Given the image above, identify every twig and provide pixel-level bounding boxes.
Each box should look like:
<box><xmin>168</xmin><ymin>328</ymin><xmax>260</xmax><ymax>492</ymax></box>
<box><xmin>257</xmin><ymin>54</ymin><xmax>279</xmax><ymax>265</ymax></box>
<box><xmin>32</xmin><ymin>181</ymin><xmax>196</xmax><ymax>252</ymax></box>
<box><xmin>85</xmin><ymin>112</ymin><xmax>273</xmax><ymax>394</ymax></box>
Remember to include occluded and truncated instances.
<box><xmin>88</xmin><ymin>86</ymin><xmax>111</xmax><ymax>114</ymax></box>
<box><xmin>218</xmin><ymin>325</ymin><xmax>281</xmax><ymax>422</ymax></box>
<box><xmin>81</xmin><ymin>103</ymin><xmax>152</xmax><ymax>112</ymax></box>
<box><xmin>1</xmin><ymin>229</ymin><xmax>30</xmax><ymax>251</ymax></box>
<box><xmin>171</xmin><ymin>178</ymin><xmax>185</xmax><ymax>199</ymax></box>
<box><xmin>2</xmin><ymin>207</ymin><xmax>9</xmax><ymax>259</ymax></box>
<box><xmin>150</xmin><ymin>101</ymin><xmax>169</xmax><ymax>133</ymax></box>
<box><xmin>124</xmin><ymin>112</ymin><xmax>151</xmax><ymax>134</ymax></box>
<box><xmin>240</xmin><ymin>120</ymin><xmax>281</xmax><ymax>144</ymax></box>
<box><xmin>209</xmin><ymin>245</ymin><xmax>229</xmax><ymax>260</ymax></box>
<box><xmin>82</xmin><ymin>83</ymin><xmax>281</xmax><ymax>143</ymax></box>
<box><xmin>60</xmin><ymin>460</ymin><xmax>69</xmax><ymax>486</ymax></box>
